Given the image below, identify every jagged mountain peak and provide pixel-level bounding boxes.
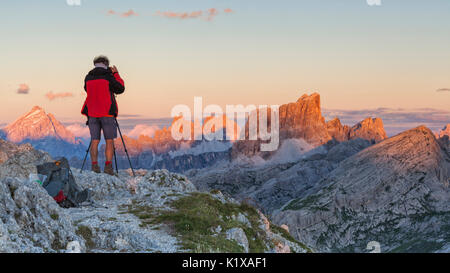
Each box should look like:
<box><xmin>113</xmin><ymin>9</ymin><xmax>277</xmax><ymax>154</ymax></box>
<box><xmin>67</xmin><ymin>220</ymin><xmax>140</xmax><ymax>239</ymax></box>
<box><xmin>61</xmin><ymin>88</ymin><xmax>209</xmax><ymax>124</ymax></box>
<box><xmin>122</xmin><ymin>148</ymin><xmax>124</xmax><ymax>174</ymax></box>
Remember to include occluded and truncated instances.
<box><xmin>351</xmin><ymin>125</ymin><xmax>445</xmax><ymax>172</ymax></box>
<box><xmin>16</xmin><ymin>105</ymin><xmax>47</xmax><ymax>121</ymax></box>
<box><xmin>297</xmin><ymin>92</ymin><xmax>320</xmax><ymax>103</ymax></box>
<box><xmin>4</xmin><ymin>106</ymin><xmax>76</xmax><ymax>144</ymax></box>
<box><xmin>233</xmin><ymin>93</ymin><xmax>388</xmax><ymax>158</ymax></box>
<box><xmin>30</xmin><ymin>105</ymin><xmax>44</xmax><ymax>112</ymax></box>
<box><xmin>437</xmin><ymin>124</ymin><xmax>450</xmax><ymax>139</ymax></box>
<box><xmin>349</xmin><ymin>117</ymin><xmax>387</xmax><ymax>142</ymax></box>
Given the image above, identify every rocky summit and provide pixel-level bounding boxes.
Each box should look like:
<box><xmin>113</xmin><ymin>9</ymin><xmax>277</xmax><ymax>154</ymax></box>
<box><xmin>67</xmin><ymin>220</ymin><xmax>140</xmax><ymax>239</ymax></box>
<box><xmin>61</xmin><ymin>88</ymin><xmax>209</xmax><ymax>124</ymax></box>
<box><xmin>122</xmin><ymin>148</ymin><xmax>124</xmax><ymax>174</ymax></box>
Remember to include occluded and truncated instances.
<box><xmin>273</xmin><ymin>126</ymin><xmax>450</xmax><ymax>253</ymax></box>
<box><xmin>232</xmin><ymin>93</ymin><xmax>387</xmax><ymax>159</ymax></box>
<box><xmin>437</xmin><ymin>124</ymin><xmax>450</xmax><ymax>139</ymax></box>
<box><xmin>3</xmin><ymin>106</ymin><xmax>77</xmax><ymax>144</ymax></box>
<box><xmin>0</xmin><ymin>139</ymin><xmax>310</xmax><ymax>253</ymax></box>
<box><xmin>1</xmin><ymin>106</ymin><xmax>86</xmax><ymax>160</ymax></box>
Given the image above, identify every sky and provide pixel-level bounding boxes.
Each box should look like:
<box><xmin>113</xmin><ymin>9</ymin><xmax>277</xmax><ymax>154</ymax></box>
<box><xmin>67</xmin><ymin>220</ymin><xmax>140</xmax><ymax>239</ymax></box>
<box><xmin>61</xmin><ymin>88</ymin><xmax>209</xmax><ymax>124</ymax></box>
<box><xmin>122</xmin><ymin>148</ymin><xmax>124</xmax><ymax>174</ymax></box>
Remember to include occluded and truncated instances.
<box><xmin>0</xmin><ymin>0</ymin><xmax>449</xmax><ymax>132</ymax></box>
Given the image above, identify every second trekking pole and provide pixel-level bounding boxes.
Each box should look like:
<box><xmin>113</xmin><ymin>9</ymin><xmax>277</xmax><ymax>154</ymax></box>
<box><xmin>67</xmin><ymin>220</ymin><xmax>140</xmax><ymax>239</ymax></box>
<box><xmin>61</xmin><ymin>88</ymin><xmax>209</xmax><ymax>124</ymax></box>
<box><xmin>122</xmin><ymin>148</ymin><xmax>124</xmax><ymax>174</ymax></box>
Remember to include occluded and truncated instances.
<box><xmin>114</xmin><ymin>118</ymin><xmax>136</xmax><ymax>177</ymax></box>
<box><xmin>80</xmin><ymin>141</ymin><xmax>92</xmax><ymax>173</ymax></box>
<box><xmin>113</xmin><ymin>144</ymin><xmax>119</xmax><ymax>175</ymax></box>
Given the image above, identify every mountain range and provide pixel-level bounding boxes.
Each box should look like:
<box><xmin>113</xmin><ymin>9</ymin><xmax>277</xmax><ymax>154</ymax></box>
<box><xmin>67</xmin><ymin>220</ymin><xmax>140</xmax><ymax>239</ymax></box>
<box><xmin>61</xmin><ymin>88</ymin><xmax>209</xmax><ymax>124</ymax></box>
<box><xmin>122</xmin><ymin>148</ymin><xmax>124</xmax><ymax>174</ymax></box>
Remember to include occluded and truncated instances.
<box><xmin>107</xmin><ymin>93</ymin><xmax>390</xmax><ymax>171</ymax></box>
<box><xmin>232</xmin><ymin>93</ymin><xmax>387</xmax><ymax>159</ymax></box>
<box><xmin>0</xmin><ymin>93</ymin><xmax>449</xmax><ymax>253</ymax></box>
<box><xmin>0</xmin><ymin>106</ymin><xmax>86</xmax><ymax>160</ymax></box>
<box><xmin>1</xmin><ymin>94</ymin><xmax>446</xmax><ymax>174</ymax></box>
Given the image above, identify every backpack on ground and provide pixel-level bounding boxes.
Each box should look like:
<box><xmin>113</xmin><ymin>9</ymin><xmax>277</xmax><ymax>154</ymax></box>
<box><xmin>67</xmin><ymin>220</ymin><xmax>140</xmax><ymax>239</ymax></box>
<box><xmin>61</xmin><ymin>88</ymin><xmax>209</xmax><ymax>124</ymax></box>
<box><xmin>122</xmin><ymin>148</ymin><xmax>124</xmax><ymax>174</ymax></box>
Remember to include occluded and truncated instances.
<box><xmin>37</xmin><ymin>157</ymin><xmax>90</xmax><ymax>208</ymax></box>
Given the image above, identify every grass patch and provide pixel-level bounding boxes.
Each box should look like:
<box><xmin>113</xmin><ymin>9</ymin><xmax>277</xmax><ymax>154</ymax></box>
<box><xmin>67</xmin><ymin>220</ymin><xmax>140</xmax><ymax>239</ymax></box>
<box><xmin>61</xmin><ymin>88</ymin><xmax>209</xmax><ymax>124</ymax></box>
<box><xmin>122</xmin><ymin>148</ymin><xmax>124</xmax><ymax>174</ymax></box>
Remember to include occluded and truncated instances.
<box><xmin>154</xmin><ymin>193</ymin><xmax>269</xmax><ymax>253</ymax></box>
<box><xmin>123</xmin><ymin>193</ymin><xmax>311</xmax><ymax>253</ymax></box>
<box><xmin>51</xmin><ymin>232</ymin><xmax>64</xmax><ymax>251</ymax></box>
<box><xmin>283</xmin><ymin>194</ymin><xmax>321</xmax><ymax>211</ymax></box>
<box><xmin>271</xmin><ymin>225</ymin><xmax>313</xmax><ymax>253</ymax></box>
<box><xmin>76</xmin><ymin>225</ymin><xmax>95</xmax><ymax>251</ymax></box>
<box><xmin>122</xmin><ymin>202</ymin><xmax>159</xmax><ymax>227</ymax></box>
<box><xmin>50</xmin><ymin>213</ymin><xmax>59</xmax><ymax>220</ymax></box>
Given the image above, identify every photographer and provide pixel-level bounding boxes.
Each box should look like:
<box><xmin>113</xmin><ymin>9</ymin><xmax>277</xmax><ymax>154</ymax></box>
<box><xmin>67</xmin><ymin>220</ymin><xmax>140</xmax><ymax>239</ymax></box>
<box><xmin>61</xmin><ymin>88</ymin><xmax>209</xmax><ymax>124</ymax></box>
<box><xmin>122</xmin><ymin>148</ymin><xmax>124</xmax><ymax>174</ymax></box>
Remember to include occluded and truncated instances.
<box><xmin>81</xmin><ymin>55</ymin><xmax>125</xmax><ymax>175</ymax></box>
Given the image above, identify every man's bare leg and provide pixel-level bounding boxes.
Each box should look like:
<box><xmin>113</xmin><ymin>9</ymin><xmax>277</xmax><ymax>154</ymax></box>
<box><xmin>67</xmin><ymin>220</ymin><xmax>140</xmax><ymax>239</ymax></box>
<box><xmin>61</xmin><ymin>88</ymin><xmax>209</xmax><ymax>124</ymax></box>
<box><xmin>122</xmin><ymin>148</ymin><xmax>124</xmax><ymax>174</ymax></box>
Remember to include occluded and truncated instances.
<box><xmin>105</xmin><ymin>139</ymin><xmax>114</xmax><ymax>162</ymax></box>
<box><xmin>90</xmin><ymin>140</ymin><xmax>101</xmax><ymax>173</ymax></box>
<box><xmin>90</xmin><ymin>140</ymin><xmax>100</xmax><ymax>163</ymax></box>
<box><xmin>104</xmin><ymin>139</ymin><xmax>115</xmax><ymax>176</ymax></box>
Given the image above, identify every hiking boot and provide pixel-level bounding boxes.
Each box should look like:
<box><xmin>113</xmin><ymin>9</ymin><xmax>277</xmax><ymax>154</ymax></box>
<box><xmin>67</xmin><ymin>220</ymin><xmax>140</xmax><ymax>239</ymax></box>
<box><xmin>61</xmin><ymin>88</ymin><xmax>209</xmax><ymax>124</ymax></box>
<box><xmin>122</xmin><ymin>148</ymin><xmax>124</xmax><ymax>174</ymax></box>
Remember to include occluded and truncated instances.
<box><xmin>92</xmin><ymin>164</ymin><xmax>101</xmax><ymax>174</ymax></box>
<box><xmin>104</xmin><ymin>163</ymin><xmax>115</xmax><ymax>176</ymax></box>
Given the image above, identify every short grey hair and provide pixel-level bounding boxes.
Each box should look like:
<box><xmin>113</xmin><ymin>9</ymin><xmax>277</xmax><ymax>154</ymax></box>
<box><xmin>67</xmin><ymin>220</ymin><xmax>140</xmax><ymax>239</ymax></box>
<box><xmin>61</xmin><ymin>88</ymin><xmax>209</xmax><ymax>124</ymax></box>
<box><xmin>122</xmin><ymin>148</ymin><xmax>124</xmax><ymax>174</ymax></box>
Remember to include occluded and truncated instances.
<box><xmin>93</xmin><ymin>55</ymin><xmax>110</xmax><ymax>67</ymax></box>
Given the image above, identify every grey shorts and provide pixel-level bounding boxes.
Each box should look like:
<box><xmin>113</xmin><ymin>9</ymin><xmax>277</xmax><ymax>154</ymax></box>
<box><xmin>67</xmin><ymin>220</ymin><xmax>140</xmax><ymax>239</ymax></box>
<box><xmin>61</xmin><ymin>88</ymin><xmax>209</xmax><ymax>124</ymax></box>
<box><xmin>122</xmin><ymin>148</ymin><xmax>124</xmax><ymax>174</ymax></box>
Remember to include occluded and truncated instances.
<box><xmin>88</xmin><ymin>117</ymin><xmax>117</xmax><ymax>140</ymax></box>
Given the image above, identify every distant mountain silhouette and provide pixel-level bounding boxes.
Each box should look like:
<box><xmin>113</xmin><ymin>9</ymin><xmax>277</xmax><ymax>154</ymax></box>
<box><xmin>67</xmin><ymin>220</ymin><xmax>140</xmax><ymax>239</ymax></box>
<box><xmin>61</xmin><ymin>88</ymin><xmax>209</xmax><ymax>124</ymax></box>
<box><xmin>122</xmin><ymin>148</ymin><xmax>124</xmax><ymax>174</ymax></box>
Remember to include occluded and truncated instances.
<box><xmin>2</xmin><ymin>106</ymin><xmax>86</xmax><ymax>159</ymax></box>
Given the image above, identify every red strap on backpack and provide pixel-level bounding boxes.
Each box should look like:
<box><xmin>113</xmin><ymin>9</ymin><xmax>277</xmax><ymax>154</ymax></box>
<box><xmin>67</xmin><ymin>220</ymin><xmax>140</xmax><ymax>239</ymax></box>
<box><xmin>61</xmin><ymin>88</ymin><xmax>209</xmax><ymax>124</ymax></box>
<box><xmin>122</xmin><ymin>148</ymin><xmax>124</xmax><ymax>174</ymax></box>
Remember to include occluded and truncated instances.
<box><xmin>54</xmin><ymin>190</ymin><xmax>67</xmax><ymax>203</ymax></box>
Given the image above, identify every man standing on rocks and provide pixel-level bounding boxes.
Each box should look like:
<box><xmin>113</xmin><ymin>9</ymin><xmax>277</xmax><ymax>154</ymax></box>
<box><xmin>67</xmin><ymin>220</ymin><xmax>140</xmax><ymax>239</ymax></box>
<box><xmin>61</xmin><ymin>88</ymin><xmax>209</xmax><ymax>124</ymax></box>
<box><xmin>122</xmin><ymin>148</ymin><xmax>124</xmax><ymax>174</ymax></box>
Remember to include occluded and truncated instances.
<box><xmin>81</xmin><ymin>56</ymin><xmax>125</xmax><ymax>176</ymax></box>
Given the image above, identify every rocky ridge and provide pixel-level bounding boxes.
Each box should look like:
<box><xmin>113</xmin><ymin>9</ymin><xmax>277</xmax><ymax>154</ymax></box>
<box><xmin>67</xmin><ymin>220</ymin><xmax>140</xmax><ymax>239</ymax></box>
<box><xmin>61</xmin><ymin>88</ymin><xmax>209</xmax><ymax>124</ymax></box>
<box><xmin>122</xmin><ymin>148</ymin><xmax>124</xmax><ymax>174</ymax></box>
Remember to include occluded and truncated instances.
<box><xmin>0</xmin><ymin>139</ymin><xmax>309</xmax><ymax>253</ymax></box>
<box><xmin>273</xmin><ymin>126</ymin><xmax>450</xmax><ymax>252</ymax></box>
<box><xmin>188</xmin><ymin>138</ymin><xmax>373</xmax><ymax>214</ymax></box>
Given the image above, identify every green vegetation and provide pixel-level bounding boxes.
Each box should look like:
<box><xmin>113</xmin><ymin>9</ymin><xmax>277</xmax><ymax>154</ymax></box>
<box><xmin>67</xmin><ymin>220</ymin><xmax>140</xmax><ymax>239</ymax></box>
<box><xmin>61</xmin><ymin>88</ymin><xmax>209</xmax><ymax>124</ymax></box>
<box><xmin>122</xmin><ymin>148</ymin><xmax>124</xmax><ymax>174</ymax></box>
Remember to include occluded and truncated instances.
<box><xmin>271</xmin><ymin>225</ymin><xmax>313</xmax><ymax>253</ymax></box>
<box><xmin>283</xmin><ymin>194</ymin><xmax>321</xmax><ymax>211</ymax></box>
<box><xmin>126</xmin><ymin>193</ymin><xmax>269</xmax><ymax>253</ymax></box>
<box><xmin>50</xmin><ymin>213</ymin><xmax>59</xmax><ymax>220</ymax></box>
<box><xmin>123</xmin><ymin>193</ymin><xmax>312</xmax><ymax>253</ymax></box>
<box><xmin>76</xmin><ymin>225</ymin><xmax>95</xmax><ymax>250</ymax></box>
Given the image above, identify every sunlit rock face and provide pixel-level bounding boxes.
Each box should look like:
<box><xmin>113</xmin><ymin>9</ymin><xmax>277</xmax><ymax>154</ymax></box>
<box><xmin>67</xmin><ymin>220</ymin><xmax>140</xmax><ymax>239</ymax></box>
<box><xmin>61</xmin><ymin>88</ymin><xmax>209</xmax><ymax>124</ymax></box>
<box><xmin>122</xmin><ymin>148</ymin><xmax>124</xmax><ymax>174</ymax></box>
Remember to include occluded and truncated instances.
<box><xmin>232</xmin><ymin>93</ymin><xmax>387</xmax><ymax>159</ymax></box>
<box><xmin>437</xmin><ymin>124</ymin><xmax>450</xmax><ymax>139</ymax></box>
<box><xmin>274</xmin><ymin>126</ymin><xmax>450</xmax><ymax>253</ymax></box>
<box><xmin>3</xmin><ymin>106</ymin><xmax>77</xmax><ymax>144</ymax></box>
<box><xmin>1</xmin><ymin>106</ymin><xmax>86</xmax><ymax>160</ymax></box>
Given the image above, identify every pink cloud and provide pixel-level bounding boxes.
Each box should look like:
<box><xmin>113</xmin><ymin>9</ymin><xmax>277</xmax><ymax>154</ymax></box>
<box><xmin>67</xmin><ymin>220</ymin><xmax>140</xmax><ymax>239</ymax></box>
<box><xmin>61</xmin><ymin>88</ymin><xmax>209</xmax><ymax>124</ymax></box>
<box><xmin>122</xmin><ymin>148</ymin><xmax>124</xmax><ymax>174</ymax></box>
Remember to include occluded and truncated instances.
<box><xmin>156</xmin><ymin>10</ymin><xmax>203</xmax><ymax>20</ymax></box>
<box><xmin>107</xmin><ymin>9</ymin><xmax>139</xmax><ymax>18</ymax></box>
<box><xmin>206</xmin><ymin>8</ymin><xmax>219</xmax><ymax>21</ymax></box>
<box><xmin>121</xmin><ymin>9</ymin><xmax>138</xmax><ymax>18</ymax></box>
<box><xmin>127</xmin><ymin>124</ymin><xmax>160</xmax><ymax>138</ymax></box>
<box><xmin>156</xmin><ymin>8</ymin><xmax>234</xmax><ymax>21</ymax></box>
<box><xmin>17</xmin><ymin>84</ymin><xmax>30</xmax><ymax>94</ymax></box>
<box><xmin>45</xmin><ymin>91</ymin><xmax>74</xmax><ymax>101</ymax></box>
<box><xmin>66</xmin><ymin>123</ymin><xmax>90</xmax><ymax>138</ymax></box>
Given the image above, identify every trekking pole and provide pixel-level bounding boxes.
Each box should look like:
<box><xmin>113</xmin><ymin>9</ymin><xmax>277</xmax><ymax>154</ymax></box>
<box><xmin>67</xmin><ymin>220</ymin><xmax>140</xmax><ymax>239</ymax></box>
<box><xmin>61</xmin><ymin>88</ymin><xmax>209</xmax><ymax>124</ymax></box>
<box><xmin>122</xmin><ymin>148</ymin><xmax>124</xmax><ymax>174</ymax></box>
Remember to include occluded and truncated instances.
<box><xmin>114</xmin><ymin>118</ymin><xmax>135</xmax><ymax>177</ymax></box>
<box><xmin>113</xmin><ymin>144</ymin><xmax>119</xmax><ymax>175</ymax></box>
<box><xmin>80</xmin><ymin>141</ymin><xmax>92</xmax><ymax>173</ymax></box>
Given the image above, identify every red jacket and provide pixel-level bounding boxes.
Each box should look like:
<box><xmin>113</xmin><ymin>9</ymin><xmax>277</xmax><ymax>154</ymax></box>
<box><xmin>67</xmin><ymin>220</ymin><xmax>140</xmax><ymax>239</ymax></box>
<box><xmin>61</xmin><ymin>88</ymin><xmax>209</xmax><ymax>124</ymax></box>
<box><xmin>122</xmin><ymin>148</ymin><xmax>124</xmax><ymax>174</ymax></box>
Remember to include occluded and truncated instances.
<box><xmin>81</xmin><ymin>67</ymin><xmax>125</xmax><ymax>118</ymax></box>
